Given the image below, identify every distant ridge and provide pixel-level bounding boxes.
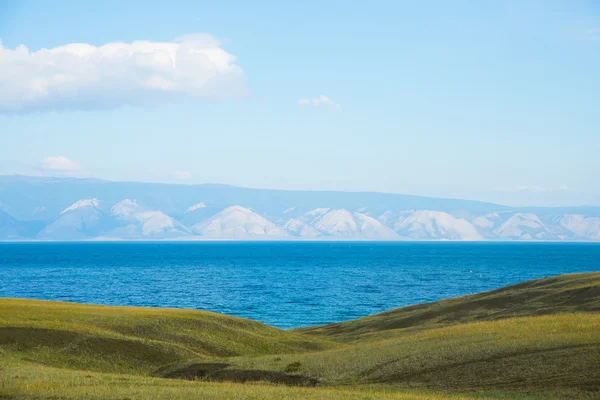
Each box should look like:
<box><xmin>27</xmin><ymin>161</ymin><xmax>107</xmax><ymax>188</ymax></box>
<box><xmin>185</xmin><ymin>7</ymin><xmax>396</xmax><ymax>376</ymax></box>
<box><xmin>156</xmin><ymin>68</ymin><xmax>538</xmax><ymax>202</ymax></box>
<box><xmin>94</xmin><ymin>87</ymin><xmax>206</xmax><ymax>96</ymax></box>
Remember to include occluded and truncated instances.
<box><xmin>0</xmin><ymin>175</ymin><xmax>599</xmax><ymax>241</ymax></box>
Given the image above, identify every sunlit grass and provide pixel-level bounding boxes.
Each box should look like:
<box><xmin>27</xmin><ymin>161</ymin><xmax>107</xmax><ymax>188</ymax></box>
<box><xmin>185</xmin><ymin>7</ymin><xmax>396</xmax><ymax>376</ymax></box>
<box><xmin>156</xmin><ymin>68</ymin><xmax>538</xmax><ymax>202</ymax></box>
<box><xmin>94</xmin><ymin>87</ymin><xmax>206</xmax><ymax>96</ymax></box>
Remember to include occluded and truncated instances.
<box><xmin>0</xmin><ymin>356</ymin><xmax>546</xmax><ymax>400</ymax></box>
<box><xmin>223</xmin><ymin>313</ymin><xmax>600</xmax><ymax>393</ymax></box>
<box><xmin>0</xmin><ymin>298</ymin><xmax>338</xmax><ymax>374</ymax></box>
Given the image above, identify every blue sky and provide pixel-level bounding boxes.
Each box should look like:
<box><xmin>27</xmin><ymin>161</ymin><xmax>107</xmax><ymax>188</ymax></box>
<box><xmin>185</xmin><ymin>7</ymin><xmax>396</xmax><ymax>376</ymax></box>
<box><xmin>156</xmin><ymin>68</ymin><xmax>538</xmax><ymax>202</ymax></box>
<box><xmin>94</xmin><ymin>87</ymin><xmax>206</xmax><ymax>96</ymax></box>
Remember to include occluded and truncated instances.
<box><xmin>0</xmin><ymin>0</ymin><xmax>599</xmax><ymax>206</ymax></box>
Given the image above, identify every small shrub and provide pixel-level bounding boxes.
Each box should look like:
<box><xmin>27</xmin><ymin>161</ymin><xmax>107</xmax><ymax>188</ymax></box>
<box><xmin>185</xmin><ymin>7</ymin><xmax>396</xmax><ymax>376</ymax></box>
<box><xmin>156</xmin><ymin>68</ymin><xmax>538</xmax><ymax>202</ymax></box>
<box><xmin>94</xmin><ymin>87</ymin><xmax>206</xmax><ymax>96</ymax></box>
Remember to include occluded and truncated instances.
<box><xmin>284</xmin><ymin>361</ymin><xmax>302</xmax><ymax>373</ymax></box>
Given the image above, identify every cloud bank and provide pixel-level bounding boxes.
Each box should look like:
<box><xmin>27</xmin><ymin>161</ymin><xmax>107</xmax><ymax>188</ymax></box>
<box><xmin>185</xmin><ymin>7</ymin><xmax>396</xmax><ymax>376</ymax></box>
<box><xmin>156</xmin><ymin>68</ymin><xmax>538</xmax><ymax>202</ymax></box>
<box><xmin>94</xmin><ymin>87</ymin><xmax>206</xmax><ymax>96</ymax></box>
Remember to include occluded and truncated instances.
<box><xmin>0</xmin><ymin>34</ymin><xmax>246</xmax><ymax>112</ymax></box>
<box><xmin>297</xmin><ymin>95</ymin><xmax>341</xmax><ymax>111</ymax></box>
<box><xmin>38</xmin><ymin>156</ymin><xmax>81</xmax><ymax>172</ymax></box>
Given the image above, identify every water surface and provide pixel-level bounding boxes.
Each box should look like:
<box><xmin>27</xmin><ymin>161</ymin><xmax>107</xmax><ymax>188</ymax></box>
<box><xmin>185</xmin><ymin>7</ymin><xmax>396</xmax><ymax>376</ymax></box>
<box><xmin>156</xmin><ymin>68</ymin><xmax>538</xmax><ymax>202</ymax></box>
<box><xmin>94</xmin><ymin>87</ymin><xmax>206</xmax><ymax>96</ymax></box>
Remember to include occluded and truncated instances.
<box><xmin>0</xmin><ymin>242</ymin><xmax>598</xmax><ymax>328</ymax></box>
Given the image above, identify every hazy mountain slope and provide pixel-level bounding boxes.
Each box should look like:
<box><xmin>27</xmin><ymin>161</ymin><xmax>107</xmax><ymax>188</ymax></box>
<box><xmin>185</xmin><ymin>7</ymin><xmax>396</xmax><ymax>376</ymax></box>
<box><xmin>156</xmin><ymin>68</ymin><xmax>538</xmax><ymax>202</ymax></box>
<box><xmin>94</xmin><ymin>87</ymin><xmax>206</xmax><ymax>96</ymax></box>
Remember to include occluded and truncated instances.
<box><xmin>37</xmin><ymin>199</ymin><xmax>108</xmax><ymax>240</ymax></box>
<box><xmin>472</xmin><ymin>212</ymin><xmax>503</xmax><ymax>230</ymax></box>
<box><xmin>109</xmin><ymin>199</ymin><xmax>191</xmax><ymax>239</ymax></box>
<box><xmin>393</xmin><ymin>210</ymin><xmax>483</xmax><ymax>240</ymax></box>
<box><xmin>284</xmin><ymin>218</ymin><xmax>320</xmax><ymax>237</ymax></box>
<box><xmin>301</xmin><ymin>208</ymin><xmax>331</xmax><ymax>223</ymax></box>
<box><xmin>493</xmin><ymin>213</ymin><xmax>554</xmax><ymax>240</ymax></box>
<box><xmin>311</xmin><ymin>209</ymin><xmax>357</xmax><ymax>236</ymax></box>
<box><xmin>191</xmin><ymin>206</ymin><xmax>287</xmax><ymax>238</ymax></box>
<box><xmin>0</xmin><ymin>175</ymin><xmax>508</xmax><ymax>221</ymax></box>
<box><xmin>0</xmin><ymin>210</ymin><xmax>22</xmax><ymax>239</ymax></box>
<box><xmin>308</xmin><ymin>209</ymin><xmax>399</xmax><ymax>239</ymax></box>
<box><xmin>0</xmin><ymin>209</ymin><xmax>41</xmax><ymax>239</ymax></box>
<box><xmin>1</xmin><ymin>176</ymin><xmax>600</xmax><ymax>241</ymax></box>
<box><xmin>470</xmin><ymin>211</ymin><xmax>518</xmax><ymax>239</ymax></box>
<box><xmin>180</xmin><ymin>202</ymin><xmax>221</xmax><ymax>227</ymax></box>
<box><xmin>560</xmin><ymin>215</ymin><xmax>600</xmax><ymax>240</ymax></box>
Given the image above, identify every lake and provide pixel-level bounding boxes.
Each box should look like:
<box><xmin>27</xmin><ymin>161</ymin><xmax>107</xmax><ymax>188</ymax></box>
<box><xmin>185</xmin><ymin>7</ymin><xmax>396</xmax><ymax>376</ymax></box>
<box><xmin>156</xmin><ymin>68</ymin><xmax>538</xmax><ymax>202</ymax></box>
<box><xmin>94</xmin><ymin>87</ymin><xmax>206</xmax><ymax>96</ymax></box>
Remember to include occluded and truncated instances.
<box><xmin>0</xmin><ymin>242</ymin><xmax>598</xmax><ymax>328</ymax></box>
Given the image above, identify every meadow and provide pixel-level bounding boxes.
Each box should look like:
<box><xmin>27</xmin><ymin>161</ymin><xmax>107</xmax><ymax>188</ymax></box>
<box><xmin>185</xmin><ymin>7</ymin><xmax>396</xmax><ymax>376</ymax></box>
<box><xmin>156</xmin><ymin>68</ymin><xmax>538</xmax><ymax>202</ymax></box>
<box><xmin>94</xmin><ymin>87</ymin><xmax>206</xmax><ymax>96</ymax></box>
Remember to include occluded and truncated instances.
<box><xmin>1</xmin><ymin>273</ymin><xmax>599</xmax><ymax>399</ymax></box>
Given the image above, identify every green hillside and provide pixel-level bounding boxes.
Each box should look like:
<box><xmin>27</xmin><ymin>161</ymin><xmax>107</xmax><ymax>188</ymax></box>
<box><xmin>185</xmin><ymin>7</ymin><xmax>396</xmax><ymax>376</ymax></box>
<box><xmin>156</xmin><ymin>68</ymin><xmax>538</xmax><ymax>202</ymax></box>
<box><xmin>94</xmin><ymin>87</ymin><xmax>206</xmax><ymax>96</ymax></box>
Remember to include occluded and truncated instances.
<box><xmin>0</xmin><ymin>298</ymin><xmax>337</xmax><ymax>375</ymax></box>
<box><xmin>1</xmin><ymin>272</ymin><xmax>599</xmax><ymax>399</ymax></box>
<box><xmin>218</xmin><ymin>313</ymin><xmax>599</xmax><ymax>395</ymax></box>
<box><xmin>297</xmin><ymin>272</ymin><xmax>600</xmax><ymax>342</ymax></box>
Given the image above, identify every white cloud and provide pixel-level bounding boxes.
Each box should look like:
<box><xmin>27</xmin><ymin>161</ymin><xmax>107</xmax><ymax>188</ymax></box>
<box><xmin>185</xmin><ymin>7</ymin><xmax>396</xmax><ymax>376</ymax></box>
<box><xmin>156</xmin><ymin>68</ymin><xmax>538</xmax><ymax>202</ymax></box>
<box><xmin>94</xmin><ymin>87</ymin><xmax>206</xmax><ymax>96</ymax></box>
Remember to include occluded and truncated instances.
<box><xmin>0</xmin><ymin>34</ymin><xmax>246</xmax><ymax>112</ymax></box>
<box><xmin>297</xmin><ymin>95</ymin><xmax>341</xmax><ymax>111</ymax></box>
<box><xmin>38</xmin><ymin>156</ymin><xmax>81</xmax><ymax>172</ymax></box>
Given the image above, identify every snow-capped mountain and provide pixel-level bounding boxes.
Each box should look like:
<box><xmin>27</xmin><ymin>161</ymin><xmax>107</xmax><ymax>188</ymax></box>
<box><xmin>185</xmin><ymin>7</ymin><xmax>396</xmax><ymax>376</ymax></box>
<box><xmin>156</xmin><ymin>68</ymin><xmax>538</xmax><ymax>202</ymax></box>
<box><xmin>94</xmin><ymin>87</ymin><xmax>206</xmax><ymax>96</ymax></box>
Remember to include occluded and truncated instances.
<box><xmin>37</xmin><ymin>198</ymin><xmax>107</xmax><ymax>240</ymax></box>
<box><xmin>1</xmin><ymin>176</ymin><xmax>599</xmax><ymax>241</ymax></box>
<box><xmin>61</xmin><ymin>199</ymin><xmax>101</xmax><ymax>214</ymax></box>
<box><xmin>191</xmin><ymin>206</ymin><xmax>287</xmax><ymax>238</ymax></box>
<box><xmin>472</xmin><ymin>212</ymin><xmax>503</xmax><ymax>230</ymax></box>
<box><xmin>560</xmin><ymin>215</ymin><xmax>600</xmax><ymax>240</ymax></box>
<box><xmin>391</xmin><ymin>210</ymin><xmax>483</xmax><ymax>241</ymax></box>
<box><xmin>5</xmin><ymin>198</ymin><xmax>600</xmax><ymax>242</ymax></box>
<box><xmin>109</xmin><ymin>199</ymin><xmax>191</xmax><ymax>239</ymax></box>
<box><xmin>493</xmin><ymin>213</ymin><xmax>553</xmax><ymax>240</ymax></box>
<box><xmin>110</xmin><ymin>198</ymin><xmax>138</xmax><ymax>218</ymax></box>
<box><xmin>312</xmin><ymin>209</ymin><xmax>357</xmax><ymax>236</ymax></box>
<box><xmin>3</xmin><ymin>201</ymin><xmax>600</xmax><ymax>241</ymax></box>
<box><xmin>308</xmin><ymin>209</ymin><xmax>399</xmax><ymax>239</ymax></box>
<box><xmin>302</xmin><ymin>208</ymin><xmax>331</xmax><ymax>223</ymax></box>
<box><xmin>284</xmin><ymin>218</ymin><xmax>320</xmax><ymax>237</ymax></box>
<box><xmin>377</xmin><ymin>210</ymin><xmax>415</xmax><ymax>232</ymax></box>
<box><xmin>470</xmin><ymin>212</ymin><xmax>517</xmax><ymax>239</ymax></box>
<box><xmin>181</xmin><ymin>201</ymin><xmax>220</xmax><ymax>227</ymax></box>
<box><xmin>377</xmin><ymin>210</ymin><xmax>398</xmax><ymax>227</ymax></box>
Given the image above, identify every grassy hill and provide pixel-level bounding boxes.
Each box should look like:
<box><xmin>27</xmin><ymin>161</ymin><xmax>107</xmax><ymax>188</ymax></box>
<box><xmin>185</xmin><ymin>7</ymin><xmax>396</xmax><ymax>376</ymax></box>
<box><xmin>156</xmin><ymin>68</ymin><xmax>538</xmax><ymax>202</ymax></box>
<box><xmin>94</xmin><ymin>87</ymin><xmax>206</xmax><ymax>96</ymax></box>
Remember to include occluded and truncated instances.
<box><xmin>297</xmin><ymin>272</ymin><xmax>600</xmax><ymax>342</ymax></box>
<box><xmin>1</xmin><ymin>273</ymin><xmax>599</xmax><ymax>399</ymax></box>
<box><xmin>220</xmin><ymin>313</ymin><xmax>599</xmax><ymax>394</ymax></box>
<box><xmin>0</xmin><ymin>298</ymin><xmax>337</xmax><ymax>375</ymax></box>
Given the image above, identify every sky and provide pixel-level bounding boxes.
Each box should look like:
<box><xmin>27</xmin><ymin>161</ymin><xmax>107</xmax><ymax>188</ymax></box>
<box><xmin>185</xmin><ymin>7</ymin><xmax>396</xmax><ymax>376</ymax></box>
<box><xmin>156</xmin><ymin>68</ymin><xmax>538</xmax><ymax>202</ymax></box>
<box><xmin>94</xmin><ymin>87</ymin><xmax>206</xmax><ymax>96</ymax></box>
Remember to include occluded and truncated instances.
<box><xmin>0</xmin><ymin>0</ymin><xmax>599</xmax><ymax>207</ymax></box>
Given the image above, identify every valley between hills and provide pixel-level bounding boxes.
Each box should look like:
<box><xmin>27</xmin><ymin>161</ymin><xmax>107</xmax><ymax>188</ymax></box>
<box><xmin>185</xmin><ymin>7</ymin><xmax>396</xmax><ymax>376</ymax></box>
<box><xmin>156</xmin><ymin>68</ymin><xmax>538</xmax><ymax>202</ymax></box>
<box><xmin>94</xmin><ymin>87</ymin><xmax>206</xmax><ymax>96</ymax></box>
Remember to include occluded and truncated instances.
<box><xmin>1</xmin><ymin>272</ymin><xmax>599</xmax><ymax>399</ymax></box>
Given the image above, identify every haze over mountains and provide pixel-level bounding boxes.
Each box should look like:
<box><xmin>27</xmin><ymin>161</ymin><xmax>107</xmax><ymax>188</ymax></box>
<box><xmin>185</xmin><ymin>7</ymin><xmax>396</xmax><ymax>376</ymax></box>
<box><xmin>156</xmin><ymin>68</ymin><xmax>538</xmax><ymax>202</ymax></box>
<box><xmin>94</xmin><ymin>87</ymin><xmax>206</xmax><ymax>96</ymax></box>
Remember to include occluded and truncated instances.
<box><xmin>1</xmin><ymin>175</ymin><xmax>599</xmax><ymax>241</ymax></box>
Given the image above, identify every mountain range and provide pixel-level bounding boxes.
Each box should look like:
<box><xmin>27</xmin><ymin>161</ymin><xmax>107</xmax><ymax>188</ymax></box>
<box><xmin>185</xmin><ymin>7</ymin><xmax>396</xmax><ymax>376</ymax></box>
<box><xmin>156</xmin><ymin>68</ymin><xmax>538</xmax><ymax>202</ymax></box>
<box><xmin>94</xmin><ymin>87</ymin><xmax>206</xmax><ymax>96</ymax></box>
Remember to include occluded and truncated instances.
<box><xmin>1</xmin><ymin>175</ymin><xmax>599</xmax><ymax>241</ymax></box>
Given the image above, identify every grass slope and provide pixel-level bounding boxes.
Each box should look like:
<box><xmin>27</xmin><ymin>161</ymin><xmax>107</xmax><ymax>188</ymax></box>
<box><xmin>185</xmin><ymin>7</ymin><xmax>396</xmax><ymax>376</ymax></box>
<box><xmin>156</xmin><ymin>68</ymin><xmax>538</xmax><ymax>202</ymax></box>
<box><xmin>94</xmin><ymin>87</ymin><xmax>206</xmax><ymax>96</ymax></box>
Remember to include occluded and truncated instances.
<box><xmin>297</xmin><ymin>272</ymin><xmax>600</xmax><ymax>342</ymax></box>
<box><xmin>1</xmin><ymin>355</ymin><xmax>537</xmax><ymax>400</ymax></box>
<box><xmin>221</xmin><ymin>313</ymin><xmax>600</xmax><ymax>396</ymax></box>
<box><xmin>1</xmin><ymin>272</ymin><xmax>599</xmax><ymax>399</ymax></box>
<box><xmin>0</xmin><ymin>299</ymin><xmax>337</xmax><ymax>375</ymax></box>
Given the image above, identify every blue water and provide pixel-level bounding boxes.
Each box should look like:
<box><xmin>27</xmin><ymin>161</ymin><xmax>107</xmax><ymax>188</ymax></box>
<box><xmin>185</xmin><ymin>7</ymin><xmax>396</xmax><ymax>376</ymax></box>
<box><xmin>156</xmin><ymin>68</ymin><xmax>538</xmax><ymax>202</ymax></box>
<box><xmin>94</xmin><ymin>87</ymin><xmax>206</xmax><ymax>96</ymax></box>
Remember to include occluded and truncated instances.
<box><xmin>0</xmin><ymin>242</ymin><xmax>598</xmax><ymax>328</ymax></box>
